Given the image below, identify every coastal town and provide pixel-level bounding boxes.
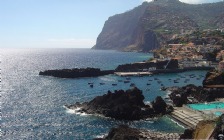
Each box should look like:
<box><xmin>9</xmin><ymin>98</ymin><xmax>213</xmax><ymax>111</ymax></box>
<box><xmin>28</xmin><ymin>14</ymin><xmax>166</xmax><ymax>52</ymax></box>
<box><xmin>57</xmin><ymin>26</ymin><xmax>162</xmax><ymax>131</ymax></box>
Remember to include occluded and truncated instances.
<box><xmin>133</xmin><ymin>29</ymin><xmax>224</xmax><ymax>139</ymax></box>
<box><xmin>3</xmin><ymin>0</ymin><xmax>224</xmax><ymax>140</ymax></box>
<box><xmin>152</xmin><ymin>29</ymin><xmax>224</xmax><ymax>71</ymax></box>
<box><xmin>108</xmin><ymin>29</ymin><xmax>224</xmax><ymax>139</ymax></box>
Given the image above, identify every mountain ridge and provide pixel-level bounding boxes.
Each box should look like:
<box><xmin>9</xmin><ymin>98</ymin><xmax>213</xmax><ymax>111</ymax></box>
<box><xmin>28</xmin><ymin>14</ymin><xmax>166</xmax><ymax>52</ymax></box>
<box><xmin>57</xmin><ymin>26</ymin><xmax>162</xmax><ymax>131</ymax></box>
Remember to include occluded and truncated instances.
<box><xmin>93</xmin><ymin>0</ymin><xmax>224</xmax><ymax>52</ymax></box>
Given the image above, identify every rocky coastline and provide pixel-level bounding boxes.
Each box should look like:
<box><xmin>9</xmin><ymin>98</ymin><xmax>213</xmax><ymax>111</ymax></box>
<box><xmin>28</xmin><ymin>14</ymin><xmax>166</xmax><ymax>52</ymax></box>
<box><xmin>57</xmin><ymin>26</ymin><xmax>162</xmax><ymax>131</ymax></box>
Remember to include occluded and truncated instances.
<box><xmin>41</xmin><ymin>63</ymin><xmax>223</xmax><ymax>138</ymax></box>
<box><xmin>39</xmin><ymin>68</ymin><xmax>114</xmax><ymax>78</ymax></box>
<box><xmin>94</xmin><ymin>125</ymin><xmax>182</xmax><ymax>140</ymax></box>
<box><xmin>65</xmin><ymin>87</ymin><xmax>173</xmax><ymax>120</ymax></box>
<box><xmin>166</xmin><ymin>70</ymin><xmax>224</xmax><ymax>107</ymax></box>
<box><xmin>168</xmin><ymin>84</ymin><xmax>221</xmax><ymax>107</ymax></box>
<box><xmin>203</xmin><ymin>70</ymin><xmax>224</xmax><ymax>86</ymax></box>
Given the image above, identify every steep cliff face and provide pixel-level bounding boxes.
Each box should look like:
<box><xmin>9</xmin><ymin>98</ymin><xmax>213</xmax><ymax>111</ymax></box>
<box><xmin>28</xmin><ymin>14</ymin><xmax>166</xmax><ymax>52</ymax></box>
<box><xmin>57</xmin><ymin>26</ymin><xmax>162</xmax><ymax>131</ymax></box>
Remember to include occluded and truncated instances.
<box><xmin>93</xmin><ymin>0</ymin><xmax>224</xmax><ymax>52</ymax></box>
<box><xmin>92</xmin><ymin>2</ymin><xmax>149</xmax><ymax>51</ymax></box>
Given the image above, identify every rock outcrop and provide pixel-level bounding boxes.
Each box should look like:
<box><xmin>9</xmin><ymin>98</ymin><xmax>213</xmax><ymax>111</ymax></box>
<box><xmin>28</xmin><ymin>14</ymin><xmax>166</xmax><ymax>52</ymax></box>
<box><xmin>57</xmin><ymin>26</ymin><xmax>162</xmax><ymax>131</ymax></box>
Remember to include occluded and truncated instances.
<box><xmin>203</xmin><ymin>70</ymin><xmax>224</xmax><ymax>86</ymax></box>
<box><xmin>66</xmin><ymin>87</ymin><xmax>172</xmax><ymax>120</ymax></box>
<box><xmin>39</xmin><ymin>68</ymin><xmax>114</xmax><ymax>78</ymax></box>
<box><xmin>179</xmin><ymin>129</ymin><xmax>194</xmax><ymax>139</ymax></box>
<box><xmin>93</xmin><ymin>0</ymin><xmax>224</xmax><ymax>52</ymax></box>
<box><xmin>213</xmin><ymin>114</ymin><xmax>224</xmax><ymax>140</ymax></box>
<box><xmin>169</xmin><ymin>84</ymin><xmax>206</xmax><ymax>107</ymax></box>
<box><xmin>169</xmin><ymin>84</ymin><xmax>224</xmax><ymax>107</ymax></box>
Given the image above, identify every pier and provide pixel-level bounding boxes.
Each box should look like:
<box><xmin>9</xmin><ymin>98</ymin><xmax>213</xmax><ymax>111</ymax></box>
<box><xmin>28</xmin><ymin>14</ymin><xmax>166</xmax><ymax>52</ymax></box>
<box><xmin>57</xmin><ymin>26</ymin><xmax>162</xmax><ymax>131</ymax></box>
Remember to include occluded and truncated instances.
<box><xmin>114</xmin><ymin>72</ymin><xmax>152</xmax><ymax>76</ymax></box>
<box><xmin>170</xmin><ymin>106</ymin><xmax>204</xmax><ymax>129</ymax></box>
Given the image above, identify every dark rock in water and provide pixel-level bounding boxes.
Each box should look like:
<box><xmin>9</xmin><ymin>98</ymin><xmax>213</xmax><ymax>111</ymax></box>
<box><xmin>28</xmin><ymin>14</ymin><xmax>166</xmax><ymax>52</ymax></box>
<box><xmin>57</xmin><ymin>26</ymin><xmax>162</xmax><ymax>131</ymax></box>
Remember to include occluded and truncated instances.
<box><xmin>169</xmin><ymin>84</ymin><xmax>206</xmax><ymax>107</ymax></box>
<box><xmin>102</xmin><ymin>125</ymin><xmax>140</xmax><ymax>140</ymax></box>
<box><xmin>67</xmin><ymin>87</ymin><xmax>171</xmax><ymax>120</ymax></box>
<box><xmin>169</xmin><ymin>84</ymin><xmax>224</xmax><ymax>107</ymax></box>
<box><xmin>39</xmin><ymin>68</ymin><xmax>114</xmax><ymax>78</ymax></box>
<box><xmin>179</xmin><ymin>129</ymin><xmax>194</xmax><ymax>139</ymax></box>
<box><xmin>160</xmin><ymin>86</ymin><xmax>167</xmax><ymax>91</ymax></box>
<box><xmin>152</xmin><ymin>96</ymin><xmax>170</xmax><ymax>114</ymax></box>
<box><xmin>203</xmin><ymin>70</ymin><xmax>224</xmax><ymax>86</ymax></box>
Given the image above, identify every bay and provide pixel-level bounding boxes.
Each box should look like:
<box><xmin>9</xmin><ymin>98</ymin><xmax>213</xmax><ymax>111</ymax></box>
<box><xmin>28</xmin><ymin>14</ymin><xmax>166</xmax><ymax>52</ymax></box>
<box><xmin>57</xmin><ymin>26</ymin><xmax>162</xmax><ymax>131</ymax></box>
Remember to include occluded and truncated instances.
<box><xmin>1</xmin><ymin>48</ymin><xmax>207</xmax><ymax>139</ymax></box>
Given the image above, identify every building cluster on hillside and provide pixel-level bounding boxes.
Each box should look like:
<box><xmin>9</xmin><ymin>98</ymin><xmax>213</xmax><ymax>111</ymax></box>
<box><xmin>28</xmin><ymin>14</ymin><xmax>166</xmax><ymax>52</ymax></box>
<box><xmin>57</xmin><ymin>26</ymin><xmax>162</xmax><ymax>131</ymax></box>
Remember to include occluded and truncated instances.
<box><xmin>217</xmin><ymin>51</ymin><xmax>224</xmax><ymax>72</ymax></box>
<box><xmin>156</xmin><ymin>43</ymin><xmax>223</xmax><ymax>68</ymax></box>
<box><xmin>218</xmin><ymin>60</ymin><xmax>224</xmax><ymax>72</ymax></box>
<box><xmin>216</xmin><ymin>50</ymin><xmax>224</xmax><ymax>61</ymax></box>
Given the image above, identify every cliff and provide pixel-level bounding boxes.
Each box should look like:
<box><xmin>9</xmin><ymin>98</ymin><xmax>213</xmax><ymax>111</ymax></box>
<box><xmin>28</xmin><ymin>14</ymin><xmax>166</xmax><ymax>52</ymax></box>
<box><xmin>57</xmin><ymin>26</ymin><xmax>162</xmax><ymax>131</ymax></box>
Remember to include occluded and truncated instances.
<box><xmin>93</xmin><ymin>0</ymin><xmax>224</xmax><ymax>52</ymax></box>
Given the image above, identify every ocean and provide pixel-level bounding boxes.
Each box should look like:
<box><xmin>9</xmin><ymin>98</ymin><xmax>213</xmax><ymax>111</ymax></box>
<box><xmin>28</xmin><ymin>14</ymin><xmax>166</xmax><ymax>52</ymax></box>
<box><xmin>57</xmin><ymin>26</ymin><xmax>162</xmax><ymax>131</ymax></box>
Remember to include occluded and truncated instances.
<box><xmin>1</xmin><ymin>48</ymin><xmax>207</xmax><ymax>139</ymax></box>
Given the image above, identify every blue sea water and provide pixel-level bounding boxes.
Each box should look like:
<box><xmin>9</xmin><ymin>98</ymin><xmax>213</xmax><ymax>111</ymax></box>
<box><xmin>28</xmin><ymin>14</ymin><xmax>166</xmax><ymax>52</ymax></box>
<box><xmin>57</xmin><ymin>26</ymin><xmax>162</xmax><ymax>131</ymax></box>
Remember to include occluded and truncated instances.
<box><xmin>1</xmin><ymin>48</ymin><xmax>208</xmax><ymax>139</ymax></box>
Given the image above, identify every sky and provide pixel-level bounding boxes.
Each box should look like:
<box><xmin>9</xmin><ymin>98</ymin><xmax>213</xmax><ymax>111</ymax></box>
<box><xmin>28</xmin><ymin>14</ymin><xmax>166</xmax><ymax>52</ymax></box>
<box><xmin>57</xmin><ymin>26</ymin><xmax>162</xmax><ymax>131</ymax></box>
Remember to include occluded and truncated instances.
<box><xmin>0</xmin><ymin>0</ymin><xmax>223</xmax><ymax>48</ymax></box>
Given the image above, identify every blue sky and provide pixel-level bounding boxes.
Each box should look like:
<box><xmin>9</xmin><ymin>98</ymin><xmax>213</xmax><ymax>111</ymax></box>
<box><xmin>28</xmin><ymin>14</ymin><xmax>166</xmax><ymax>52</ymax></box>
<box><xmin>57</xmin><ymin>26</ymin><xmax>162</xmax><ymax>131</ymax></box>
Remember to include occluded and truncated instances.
<box><xmin>0</xmin><ymin>0</ymin><xmax>222</xmax><ymax>48</ymax></box>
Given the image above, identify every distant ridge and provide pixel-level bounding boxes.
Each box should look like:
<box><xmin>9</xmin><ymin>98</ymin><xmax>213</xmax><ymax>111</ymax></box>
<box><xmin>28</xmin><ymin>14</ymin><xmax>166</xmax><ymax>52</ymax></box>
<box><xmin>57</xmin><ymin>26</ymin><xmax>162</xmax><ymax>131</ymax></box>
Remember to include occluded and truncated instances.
<box><xmin>92</xmin><ymin>0</ymin><xmax>224</xmax><ymax>52</ymax></box>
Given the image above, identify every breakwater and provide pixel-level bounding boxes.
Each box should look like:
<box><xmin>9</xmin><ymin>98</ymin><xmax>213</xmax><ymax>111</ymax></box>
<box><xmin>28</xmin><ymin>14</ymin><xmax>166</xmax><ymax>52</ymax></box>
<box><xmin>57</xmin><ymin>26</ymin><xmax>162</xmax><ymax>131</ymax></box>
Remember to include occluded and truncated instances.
<box><xmin>151</xmin><ymin>67</ymin><xmax>214</xmax><ymax>74</ymax></box>
<box><xmin>39</xmin><ymin>68</ymin><xmax>114</xmax><ymax>78</ymax></box>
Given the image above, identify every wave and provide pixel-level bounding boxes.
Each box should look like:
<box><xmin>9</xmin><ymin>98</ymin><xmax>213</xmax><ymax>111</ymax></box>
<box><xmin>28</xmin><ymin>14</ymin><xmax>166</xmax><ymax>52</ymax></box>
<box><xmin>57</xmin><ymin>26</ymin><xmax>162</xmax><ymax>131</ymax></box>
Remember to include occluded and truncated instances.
<box><xmin>166</xmin><ymin>90</ymin><xmax>172</xmax><ymax>95</ymax></box>
<box><xmin>144</xmin><ymin>101</ymin><xmax>151</xmax><ymax>105</ymax></box>
<box><xmin>64</xmin><ymin>106</ymin><xmax>89</xmax><ymax>116</ymax></box>
<box><xmin>169</xmin><ymin>117</ymin><xmax>185</xmax><ymax>129</ymax></box>
<box><xmin>95</xmin><ymin>134</ymin><xmax>107</xmax><ymax>139</ymax></box>
<box><xmin>99</xmin><ymin>75</ymin><xmax>117</xmax><ymax>82</ymax></box>
<box><xmin>64</xmin><ymin>106</ymin><xmax>112</xmax><ymax>119</ymax></box>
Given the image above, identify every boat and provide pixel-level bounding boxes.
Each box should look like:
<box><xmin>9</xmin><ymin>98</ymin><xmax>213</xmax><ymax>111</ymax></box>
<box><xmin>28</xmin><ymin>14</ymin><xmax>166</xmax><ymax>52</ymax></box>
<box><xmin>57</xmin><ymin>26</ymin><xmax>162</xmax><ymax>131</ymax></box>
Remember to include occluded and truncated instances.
<box><xmin>124</xmin><ymin>80</ymin><xmax>130</xmax><ymax>83</ymax></box>
<box><xmin>130</xmin><ymin>83</ymin><xmax>135</xmax><ymax>87</ymax></box>
<box><xmin>160</xmin><ymin>87</ymin><xmax>166</xmax><ymax>91</ymax></box>
<box><xmin>90</xmin><ymin>84</ymin><xmax>93</xmax><ymax>88</ymax></box>
<box><xmin>126</xmin><ymin>77</ymin><xmax>131</xmax><ymax>80</ymax></box>
<box><xmin>100</xmin><ymin>83</ymin><xmax>105</xmax><ymax>85</ymax></box>
<box><xmin>145</xmin><ymin>88</ymin><xmax>150</xmax><ymax>91</ymax></box>
<box><xmin>146</xmin><ymin>83</ymin><xmax>151</xmax><ymax>85</ymax></box>
<box><xmin>112</xmin><ymin>84</ymin><xmax>117</xmax><ymax>86</ymax></box>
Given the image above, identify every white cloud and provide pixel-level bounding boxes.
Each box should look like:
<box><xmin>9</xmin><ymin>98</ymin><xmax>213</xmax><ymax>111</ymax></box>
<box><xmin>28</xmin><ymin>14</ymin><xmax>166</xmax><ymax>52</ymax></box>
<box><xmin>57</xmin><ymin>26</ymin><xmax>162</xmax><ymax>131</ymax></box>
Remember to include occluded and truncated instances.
<box><xmin>142</xmin><ymin>0</ymin><xmax>222</xmax><ymax>4</ymax></box>
<box><xmin>179</xmin><ymin>0</ymin><xmax>222</xmax><ymax>4</ymax></box>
